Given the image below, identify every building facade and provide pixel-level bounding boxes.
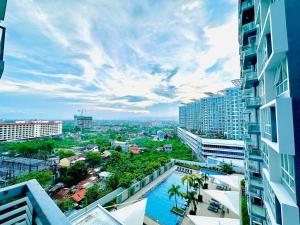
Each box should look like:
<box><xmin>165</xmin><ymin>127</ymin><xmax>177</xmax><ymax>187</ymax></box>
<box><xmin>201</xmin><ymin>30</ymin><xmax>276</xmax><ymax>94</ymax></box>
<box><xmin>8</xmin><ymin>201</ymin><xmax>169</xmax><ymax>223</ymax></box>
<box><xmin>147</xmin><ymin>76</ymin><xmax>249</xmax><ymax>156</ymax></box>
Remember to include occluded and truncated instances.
<box><xmin>179</xmin><ymin>87</ymin><xmax>244</xmax><ymax>140</ymax></box>
<box><xmin>0</xmin><ymin>121</ymin><xmax>62</xmax><ymax>141</ymax></box>
<box><xmin>239</xmin><ymin>0</ymin><xmax>300</xmax><ymax>224</ymax></box>
<box><xmin>0</xmin><ymin>0</ymin><xmax>7</xmax><ymax>79</ymax></box>
<box><xmin>74</xmin><ymin>115</ymin><xmax>93</xmax><ymax>130</ymax></box>
<box><xmin>177</xmin><ymin>127</ymin><xmax>244</xmax><ymax>161</ymax></box>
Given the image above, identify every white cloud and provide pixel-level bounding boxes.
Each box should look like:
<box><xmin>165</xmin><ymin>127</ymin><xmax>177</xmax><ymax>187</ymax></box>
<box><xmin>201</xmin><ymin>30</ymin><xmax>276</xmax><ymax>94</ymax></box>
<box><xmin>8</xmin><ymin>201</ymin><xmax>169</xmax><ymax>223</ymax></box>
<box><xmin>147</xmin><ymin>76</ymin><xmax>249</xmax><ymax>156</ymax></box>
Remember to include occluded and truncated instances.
<box><xmin>2</xmin><ymin>0</ymin><xmax>239</xmax><ymax>117</ymax></box>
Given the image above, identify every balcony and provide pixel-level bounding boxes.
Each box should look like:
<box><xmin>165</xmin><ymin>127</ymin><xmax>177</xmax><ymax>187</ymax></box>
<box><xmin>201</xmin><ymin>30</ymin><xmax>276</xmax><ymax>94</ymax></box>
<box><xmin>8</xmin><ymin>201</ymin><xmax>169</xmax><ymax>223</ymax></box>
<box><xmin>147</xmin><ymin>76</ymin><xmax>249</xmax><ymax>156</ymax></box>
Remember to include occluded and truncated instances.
<box><xmin>251</xmin><ymin>203</ymin><xmax>266</xmax><ymax>219</ymax></box>
<box><xmin>247</xmin><ymin>148</ymin><xmax>263</xmax><ymax>161</ymax></box>
<box><xmin>243</xmin><ymin>68</ymin><xmax>258</xmax><ymax>89</ymax></box>
<box><xmin>245</xmin><ymin>97</ymin><xmax>261</xmax><ymax>109</ymax></box>
<box><xmin>249</xmin><ymin>176</ymin><xmax>263</xmax><ymax>189</ymax></box>
<box><xmin>0</xmin><ymin>180</ymin><xmax>71</xmax><ymax>225</ymax></box>
<box><xmin>242</xmin><ymin>22</ymin><xmax>256</xmax><ymax>34</ymax></box>
<box><xmin>247</xmin><ymin>123</ymin><xmax>260</xmax><ymax>134</ymax></box>
<box><xmin>241</xmin><ymin>0</ymin><xmax>254</xmax><ymax>11</ymax></box>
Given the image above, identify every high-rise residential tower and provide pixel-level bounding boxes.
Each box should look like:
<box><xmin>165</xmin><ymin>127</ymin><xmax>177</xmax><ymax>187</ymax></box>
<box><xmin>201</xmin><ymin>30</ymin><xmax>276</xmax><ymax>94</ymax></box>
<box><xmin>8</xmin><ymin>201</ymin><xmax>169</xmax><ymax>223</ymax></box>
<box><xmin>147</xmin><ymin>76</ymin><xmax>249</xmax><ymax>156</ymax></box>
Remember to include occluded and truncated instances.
<box><xmin>0</xmin><ymin>0</ymin><xmax>7</xmax><ymax>79</ymax></box>
<box><xmin>239</xmin><ymin>0</ymin><xmax>300</xmax><ymax>224</ymax></box>
<box><xmin>178</xmin><ymin>87</ymin><xmax>243</xmax><ymax>140</ymax></box>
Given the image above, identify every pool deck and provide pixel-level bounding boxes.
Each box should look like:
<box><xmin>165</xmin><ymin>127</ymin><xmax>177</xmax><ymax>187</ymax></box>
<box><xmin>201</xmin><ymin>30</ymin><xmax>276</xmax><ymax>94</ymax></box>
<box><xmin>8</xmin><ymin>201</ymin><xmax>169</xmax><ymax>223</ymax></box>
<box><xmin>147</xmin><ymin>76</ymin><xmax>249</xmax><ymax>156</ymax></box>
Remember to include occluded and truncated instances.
<box><xmin>181</xmin><ymin>176</ymin><xmax>242</xmax><ymax>225</ymax></box>
<box><xmin>121</xmin><ymin>166</ymin><xmax>178</xmax><ymax>225</ymax></box>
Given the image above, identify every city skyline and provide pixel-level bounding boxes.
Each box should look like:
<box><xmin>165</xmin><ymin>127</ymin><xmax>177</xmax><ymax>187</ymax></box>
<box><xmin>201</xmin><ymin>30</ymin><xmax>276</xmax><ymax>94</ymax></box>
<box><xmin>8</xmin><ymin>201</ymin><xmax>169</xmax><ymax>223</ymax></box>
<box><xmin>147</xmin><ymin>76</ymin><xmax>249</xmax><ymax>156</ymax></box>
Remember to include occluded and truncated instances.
<box><xmin>0</xmin><ymin>0</ymin><xmax>239</xmax><ymax>120</ymax></box>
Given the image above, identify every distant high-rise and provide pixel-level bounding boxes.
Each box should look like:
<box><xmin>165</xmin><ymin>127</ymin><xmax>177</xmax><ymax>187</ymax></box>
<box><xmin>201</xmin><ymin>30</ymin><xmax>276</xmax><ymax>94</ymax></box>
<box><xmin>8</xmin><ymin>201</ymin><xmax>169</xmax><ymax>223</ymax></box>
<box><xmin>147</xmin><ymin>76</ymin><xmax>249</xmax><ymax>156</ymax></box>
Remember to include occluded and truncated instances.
<box><xmin>0</xmin><ymin>0</ymin><xmax>7</xmax><ymax>79</ymax></box>
<box><xmin>74</xmin><ymin>115</ymin><xmax>93</xmax><ymax>130</ymax></box>
<box><xmin>239</xmin><ymin>0</ymin><xmax>300</xmax><ymax>224</ymax></box>
<box><xmin>179</xmin><ymin>87</ymin><xmax>243</xmax><ymax>140</ymax></box>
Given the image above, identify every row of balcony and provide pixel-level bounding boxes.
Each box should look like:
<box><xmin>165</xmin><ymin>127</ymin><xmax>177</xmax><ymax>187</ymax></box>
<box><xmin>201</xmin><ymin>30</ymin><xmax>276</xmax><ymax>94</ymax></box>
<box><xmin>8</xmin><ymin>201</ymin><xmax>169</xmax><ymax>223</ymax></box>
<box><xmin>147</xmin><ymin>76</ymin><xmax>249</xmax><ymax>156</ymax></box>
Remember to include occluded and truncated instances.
<box><xmin>246</xmin><ymin>147</ymin><xmax>263</xmax><ymax>161</ymax></box>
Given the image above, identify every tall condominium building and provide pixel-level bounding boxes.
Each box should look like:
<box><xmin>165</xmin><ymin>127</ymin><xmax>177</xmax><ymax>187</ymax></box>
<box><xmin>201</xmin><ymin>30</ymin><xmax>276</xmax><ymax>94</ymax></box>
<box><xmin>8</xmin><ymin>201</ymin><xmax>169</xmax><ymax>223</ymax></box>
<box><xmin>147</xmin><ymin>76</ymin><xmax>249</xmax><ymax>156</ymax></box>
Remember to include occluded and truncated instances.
<box><xmin>74</xmin><ymin>115</ymin><xmax>93</xmax><ymax>130</ymax></box>
<box><xmin>0</xmin><ymin>121</ymin><xmax>63</xmax><ymax>141</ymax></box>
<box><xmin>239</xmin><ymin>0</ymin><xmax>300</xmax><ymax>225</ymax></box>
<box><xmin>179</xmin><ymin>87</ymin><xmax>243</xmax><ymax>140</ymax></box>
<box><xmin>0</xmin><ymin>0</ymin><xmax>7</xmax><ymax>79</ymax></box>
<box><xmin>224</xmin><ymin>88</ymin><xmax>244</xmax><ymax>140</ymax></box>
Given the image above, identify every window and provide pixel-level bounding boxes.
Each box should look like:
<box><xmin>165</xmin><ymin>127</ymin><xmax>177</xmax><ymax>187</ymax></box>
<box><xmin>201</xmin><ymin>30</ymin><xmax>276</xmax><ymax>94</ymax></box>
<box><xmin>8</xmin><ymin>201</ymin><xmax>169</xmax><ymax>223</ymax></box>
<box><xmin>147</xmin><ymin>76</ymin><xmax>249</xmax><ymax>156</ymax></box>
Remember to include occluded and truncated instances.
<box><xmin>274</xmin><ymin>58</ymin><xmax>288</xmax><ymax>96</ymax></box>
<box><xmin>281</xmin><ymin>154</ymin><xmax>295</xmax><ymax>191</ymax></box>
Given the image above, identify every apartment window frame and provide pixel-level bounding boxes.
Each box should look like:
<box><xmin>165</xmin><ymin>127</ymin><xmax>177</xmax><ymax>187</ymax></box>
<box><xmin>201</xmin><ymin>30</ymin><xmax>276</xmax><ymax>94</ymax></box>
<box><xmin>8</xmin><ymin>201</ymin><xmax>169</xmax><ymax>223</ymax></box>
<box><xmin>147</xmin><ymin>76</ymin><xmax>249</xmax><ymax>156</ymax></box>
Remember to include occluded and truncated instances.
<box><xmin>280</xmin><ymin>154</ymin><xmax>295</xmax><ymax>191</ymax></box>
<box><xmin>274</xmin><ymin>58</ymin><xmax>288</xmax><ymax>96</ymax></box>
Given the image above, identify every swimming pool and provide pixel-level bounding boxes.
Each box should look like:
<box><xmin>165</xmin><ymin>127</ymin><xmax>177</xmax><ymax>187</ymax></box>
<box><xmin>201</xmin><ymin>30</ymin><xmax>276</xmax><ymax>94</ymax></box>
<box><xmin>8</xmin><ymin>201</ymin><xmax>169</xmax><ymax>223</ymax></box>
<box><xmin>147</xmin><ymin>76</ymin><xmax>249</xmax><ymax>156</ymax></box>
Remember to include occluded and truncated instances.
<box><xmin>199</xmin><ymin>168</ymin><xmax>226</xmax><ymax>175</ymax></box>
<box><xmin>144</xmin><ymin>172</ymin><xmax>185</xmax><ymax>225</ymax></box>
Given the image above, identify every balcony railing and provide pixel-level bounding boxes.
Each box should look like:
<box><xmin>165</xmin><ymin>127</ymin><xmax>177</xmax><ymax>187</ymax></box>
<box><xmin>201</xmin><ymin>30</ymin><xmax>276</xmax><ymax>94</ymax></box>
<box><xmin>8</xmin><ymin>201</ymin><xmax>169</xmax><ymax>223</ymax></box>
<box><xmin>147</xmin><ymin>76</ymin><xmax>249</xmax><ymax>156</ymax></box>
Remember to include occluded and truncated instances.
<box><xmin>241</xmin><ymin>0</ymin><xmax>254</xmax><ymax>11</ymax></box>
<box><xmin>247</xmin><ymin>148</ymin><xmax>263</xmax><ymax>161</ymax></box>
<box><xmin>243</xmin><ymin>68</ymin><xmax>258</xmax><ymax>88</ymax></box>
<box><xmin>251</xmin><ymin>203</ymin><xmax>266</xmax><ymax>218</ymax></box>
<box><xmin>242</xmin><ymin>22</ymin><xmax>256</xmax><ymax>33</ymax></box>
<box><xmin>247</xmin><ymin>122</ymin><xmax>260</xmax><ymax>134</ymax></box>
<box><xmin>245</xmin><ymin>97</ymin><xmax>261</xmax><ymax>109</ymax></box>
<box><xmin>249</xmin><ymin>176</ymin><xmax>263</xmax><ymax>189</ymax></box>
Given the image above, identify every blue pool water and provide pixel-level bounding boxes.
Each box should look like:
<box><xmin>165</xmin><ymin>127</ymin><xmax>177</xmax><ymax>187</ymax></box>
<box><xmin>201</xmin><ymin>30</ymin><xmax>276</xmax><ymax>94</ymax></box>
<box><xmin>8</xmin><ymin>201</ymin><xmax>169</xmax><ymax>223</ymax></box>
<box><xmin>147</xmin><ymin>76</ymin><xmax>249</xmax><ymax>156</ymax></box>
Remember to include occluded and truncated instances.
<box><xmin>144</xmin><ymin>172</ymin><xmax>185</xmax><ymax>225</ymax></box>
<box><xmin>199</xmin><ymin>168</ymin><xmax>226</xmax><ymax>175</ymax></box>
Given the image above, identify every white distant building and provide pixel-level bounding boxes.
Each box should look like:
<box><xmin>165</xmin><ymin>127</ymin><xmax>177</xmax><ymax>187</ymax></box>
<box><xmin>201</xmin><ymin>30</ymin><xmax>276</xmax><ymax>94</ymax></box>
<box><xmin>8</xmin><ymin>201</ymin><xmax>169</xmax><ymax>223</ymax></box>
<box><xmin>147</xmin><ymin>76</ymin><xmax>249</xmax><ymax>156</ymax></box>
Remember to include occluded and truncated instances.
<box><xmin>177</xmin><ymin>127</ymin><xmax>244</xmax><ymax>163</ymax></box>
<box><xmin>74</xmin><ymin>115</ymin><xmax>93</xmax><ymax>130</ymax></box>
<box><xmin>0</xmin><ymin>121</ymin><xmax>62</xmax><ymax>141</ymax></box>
<box><xmin>157</xmin><ymin>130</ymin><xmax>165</xmax><ymax>141</ymax></box>
<box><xmin>111</xmin><ymin>140</ymin><xmax>130</xmax><ymax>152</ymax></box>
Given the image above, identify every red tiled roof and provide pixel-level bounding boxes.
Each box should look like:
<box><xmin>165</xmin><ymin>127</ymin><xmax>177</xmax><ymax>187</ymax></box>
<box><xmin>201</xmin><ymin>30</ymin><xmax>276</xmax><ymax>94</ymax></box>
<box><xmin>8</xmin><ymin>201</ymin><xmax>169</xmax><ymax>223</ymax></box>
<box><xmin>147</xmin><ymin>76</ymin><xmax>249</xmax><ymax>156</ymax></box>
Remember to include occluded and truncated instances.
<box><xmin>53</xmin><ymin>188</ymin><xmax>70</xmax><ymax>200</ymax></box>
<box><xmin>76</xmin><ymin>176</ymin><xmax>99</xmax><ymax>189</ymax></box>
<box><xmin>70</xmin><ymin>189</ymin><xmax>87</xmax><ymax>202</ymax></box>
<box><xmin>130</xmin><ymin>149</ymin><xmax>140</xmax><ymax>154</ymax></box>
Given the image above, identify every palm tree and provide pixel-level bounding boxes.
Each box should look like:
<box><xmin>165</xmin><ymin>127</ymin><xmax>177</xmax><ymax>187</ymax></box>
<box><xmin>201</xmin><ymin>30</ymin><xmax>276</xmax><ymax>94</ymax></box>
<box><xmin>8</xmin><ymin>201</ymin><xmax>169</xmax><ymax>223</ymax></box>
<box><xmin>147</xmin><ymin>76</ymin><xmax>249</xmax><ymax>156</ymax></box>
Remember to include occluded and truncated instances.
<box><xmin>168</xmin><ymin>184</ymin><xmax>181</xmax><ymax>209</ymax></box>
<box><xmin>181</xmin><ymin>174</ymin><xmax>193</xmax><ymax>193</ymax></box>
<box><xmin>202</xmin><ymin>173</ymin><xmax>209</xmax><ymax>189</ymax></box>
<box><xmin>193</xmin><ymin>175</ymin><xmax>204</xmax><ymax>202</ymax></box>
<box><xmin>182</xmin><ymin>190</ymin><xmax>198</xmax><ymax>215</ymax></box>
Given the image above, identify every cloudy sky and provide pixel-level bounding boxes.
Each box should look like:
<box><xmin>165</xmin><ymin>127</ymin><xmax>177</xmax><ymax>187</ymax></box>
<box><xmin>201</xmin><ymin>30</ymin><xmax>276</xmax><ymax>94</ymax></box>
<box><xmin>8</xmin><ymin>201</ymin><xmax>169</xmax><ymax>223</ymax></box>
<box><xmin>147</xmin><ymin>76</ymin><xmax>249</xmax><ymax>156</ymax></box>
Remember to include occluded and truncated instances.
<box><xmin>0</xmin><ymin>0</ymin><xmax>239</xmax><ymax>120</ymax></box>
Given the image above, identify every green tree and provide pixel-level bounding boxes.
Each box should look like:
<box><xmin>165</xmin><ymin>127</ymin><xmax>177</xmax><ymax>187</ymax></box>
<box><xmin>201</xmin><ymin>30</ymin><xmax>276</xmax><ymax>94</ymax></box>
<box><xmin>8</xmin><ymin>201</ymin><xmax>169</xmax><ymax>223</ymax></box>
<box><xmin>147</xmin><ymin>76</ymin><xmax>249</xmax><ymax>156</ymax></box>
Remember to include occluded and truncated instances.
<box><xmin>58</xmin><ymin>197</ymin><xmax>74</xmax><ymax>212</ymax></box>
<box><xmin>115</xmin><ymin>145</ymin><xmax>122</xmax><ymax>152</ymax></box>
<box><xmin>220</xmin><ymin>163</ymin><xmax>234</xmax><ymax>174</ymax></box>
<box><xmin>84</xmin><ymin>185</ymin><xmax>101</xmax><ymax>206</ymax></box>
<box><xmin>181</xmin><ymin>174</ymin><xmax>193</xmax><ymax>193</ymax></box>
<box><xmin>182</xmin><ymin>190</ymin><xmax>198</xmax><ymax>215</ymax></box>
<box><xmin>193</xmin><ymin>175</ymin><xmax>204</xmax><ymax>201</ymax></box>
<box><xmin>57</xmin><ymin>149</ymin><xmax>75</xmax><ymax>159</ymax></box>
<box><xmin>168</xmin><ymin>184</ymin><xmax>182</xmax><ymax>209</ymax></box>
<box><xmin>86</xmin><ymin>152</ymin><xmax>102</xmax><ymax>167</ymax></box>
<box><xmin>67</xmin><ymin>161</ymin><xmax>88</xmax><ymax>185</ymax></box>
<box><xmin>9</xmin><ymin>170</ymin><xmax>53</xmax><ymax>188</ymax></box>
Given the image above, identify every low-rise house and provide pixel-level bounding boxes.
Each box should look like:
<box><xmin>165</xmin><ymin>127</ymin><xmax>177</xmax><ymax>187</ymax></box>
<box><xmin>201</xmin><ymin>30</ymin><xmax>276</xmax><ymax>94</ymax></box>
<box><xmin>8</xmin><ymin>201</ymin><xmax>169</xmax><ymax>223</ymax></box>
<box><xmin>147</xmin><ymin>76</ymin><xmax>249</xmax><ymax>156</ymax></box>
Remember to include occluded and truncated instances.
<box><xmin>59</xmin><ymin>154</ymin><xmax>86</xmax><ymax>167</ymax></box>
<box><xmin>76</xmin><ymin>176</ymin><xmax>99</xmax><ymax>190</ymax></box>
<box><xmin>102</xmin><ymin>150</ymin><xmax>111</xmax><ymax>159</ymax></box>
<box><xmin>48</xmin><ymin>183</ymin><xmax>64</xmax><ymax>195</ymax></box>
<box><xmin>111</xmin><ymin>140</ymin><xmax>130</xmax><ymax>152</ymax></box>
<box><xmin>85</xmin><ymin>144</ymin><xmax>99</xmax><ymax>152</ymax></box>
<box><xmin>163</xmin><ymin>144</ymin><xmax>173</xmax><ymax>152</ymax></box>
<box><xmin>99</xmin><ymin>171</ymin><xmax>112</xmax><ymax>181</ymax></box>
<box><xmin>130</xmin><ymin>149</ymin><xmax>140</xmax><ymax>155</ymax></box>
<box><xmin>156</xmin><ymin>147</ymin><xmax>163</xmax><ymax>152</ymax></box>
<box><xmin>53</xmin><ymin>188</ymin><xmax>70</xmax><ymax>200</ymax></box>
<box><xmin>70</xmin><ymin>189</ymin><xmax>86</xmax><ymax>203</ymax></box>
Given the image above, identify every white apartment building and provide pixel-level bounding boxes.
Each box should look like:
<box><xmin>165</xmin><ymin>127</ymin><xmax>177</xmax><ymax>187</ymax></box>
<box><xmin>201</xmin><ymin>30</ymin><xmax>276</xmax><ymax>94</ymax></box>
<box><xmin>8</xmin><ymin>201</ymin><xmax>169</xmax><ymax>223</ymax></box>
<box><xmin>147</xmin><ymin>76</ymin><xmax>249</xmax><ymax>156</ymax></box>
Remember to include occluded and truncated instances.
<box><xmin>0</xmin><ymin>121</ymin><xmax>62</xmax><ymax>141</ymax></box>
<box><xmin>239</xmin><ymin>0</ymin><xmax>300</xmax><ymax>224</ymax></box>
<box><xmin>177</xmin><ymin>127</ymin><xmax>244</xmax><ymax>162</ymax></box>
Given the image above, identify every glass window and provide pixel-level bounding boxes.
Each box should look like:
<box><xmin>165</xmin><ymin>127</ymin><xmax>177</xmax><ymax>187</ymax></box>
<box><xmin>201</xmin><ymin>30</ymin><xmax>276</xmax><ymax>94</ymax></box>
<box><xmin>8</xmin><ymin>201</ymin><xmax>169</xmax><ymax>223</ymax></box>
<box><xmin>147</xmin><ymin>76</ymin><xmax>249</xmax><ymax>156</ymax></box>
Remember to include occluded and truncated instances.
<box><xmin>281</xmin><ymin>154</ymin><xmax>295</xmax><ymax>191</ymax></box>
<box><xmin>274</xmin><ymin>58</ymin><xmax>288</xmax><ymax>96</ymax></box>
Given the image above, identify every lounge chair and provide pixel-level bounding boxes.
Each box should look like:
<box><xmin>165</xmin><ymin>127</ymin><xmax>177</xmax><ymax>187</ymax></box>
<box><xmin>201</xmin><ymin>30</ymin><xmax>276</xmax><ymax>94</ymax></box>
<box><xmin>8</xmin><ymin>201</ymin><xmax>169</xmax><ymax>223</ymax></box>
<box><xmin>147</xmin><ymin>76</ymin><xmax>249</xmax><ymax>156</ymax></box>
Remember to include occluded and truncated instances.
<box><xmin>208</xmin><ymin>205</ymin><xmax>219</xmax><ymax>213</ymax></box>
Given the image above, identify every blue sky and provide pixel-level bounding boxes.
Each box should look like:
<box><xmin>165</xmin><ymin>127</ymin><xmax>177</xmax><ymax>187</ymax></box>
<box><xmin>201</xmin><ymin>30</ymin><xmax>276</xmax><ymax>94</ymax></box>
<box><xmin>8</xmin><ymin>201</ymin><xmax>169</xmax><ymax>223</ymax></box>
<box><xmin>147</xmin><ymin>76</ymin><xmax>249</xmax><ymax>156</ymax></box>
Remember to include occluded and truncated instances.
<box><xmin>0</xmin><ymin>0</ymin><xmax>239</xmax><ymax>120</ymax></box>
